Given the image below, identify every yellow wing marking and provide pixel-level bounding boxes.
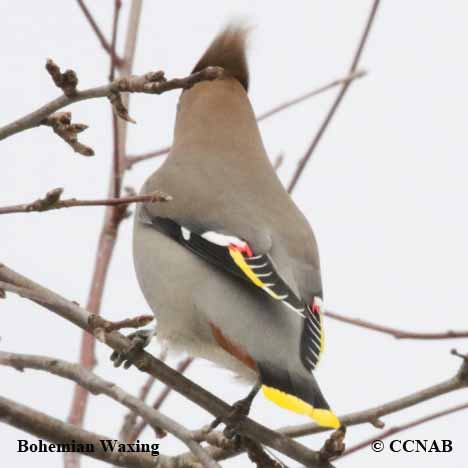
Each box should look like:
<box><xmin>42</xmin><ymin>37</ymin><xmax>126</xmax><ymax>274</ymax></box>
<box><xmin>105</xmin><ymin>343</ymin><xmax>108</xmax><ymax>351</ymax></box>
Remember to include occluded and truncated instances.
<box><xmin>228</xmin><ymin>248</ymin><xmax>283</xmax><ymax>300</ymax></box>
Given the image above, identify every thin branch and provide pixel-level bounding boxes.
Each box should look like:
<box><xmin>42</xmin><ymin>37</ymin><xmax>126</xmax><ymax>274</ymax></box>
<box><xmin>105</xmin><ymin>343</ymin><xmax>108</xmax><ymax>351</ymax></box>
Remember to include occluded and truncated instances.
<box><xmin>108</xmin><ymin>0</ymin><xmax>122</xmax><ymax>82</ymax></box>
<box><xmin>66</xmin><ymin>5</ymin><xmax>144</xmax><ymax>468</ymax></box>
<box><xmin>287</xmin><ymin>0</ymin><xmax>381</xmax><ymax>193</ymax></box>
<box><xmin>256</xmin><ymin>70</ymin><xmax>366</xmax><ymax>123</ymax></box>
<box><xmin>124</xmin><ymin>69</ymin><xmax>366</xmax><ymax>168</ymax></box>
<box><xmin>89</xmin><ymin>314</ymin><xmax>154</xmax><ymax>333</ymax></box>
<box><xmin>127</xmin><ymin>357</ymin><xmax>194</xmax><ymax>443</ymax></box>
<box><xmin>325</xmin><ymin>310</ymin><xmax>468</xmax><ymax>340</ymax></box>
<box><xmin>190</xmin><ymin>354</ymin><xmax>468</xmax><ymax>464</ymax></box>
<box><xmin>75</xmin><ymin>0</ymin><xmax>124</xmax><ymax>67</ymax></box>
<box><xmin>0</xmin><ymin>351</ymin><xmax>221</xmax><ymax>468</ymax></box>
<box><xmin>41</xmin><ymin>112</ymin><xmax>94</xmax><ymax>156</ymax></box>
<box><xmin>0</xmin><ymin>395</ymin><xmax>175</xmax><ymax>468</ymax></box>
<box><xmin>125</xmin><ymin>145</ymin><xmax>172</xmax><ymax>169</ymax></box>
<box><xmin>282</xmin><ymin>359</ymin><xmax>468</xmax><ymax>438</ymax></box>
<box><xmin>340</xmin><ymin>401</ymin><xmax>468</xmax><ymax>459</ymax></box>
<box><xmin>0</xmin><ymin>66</ymin><xmax>225</xmax><ymax>143</ymax></box>
<box><xmin>119</xmin><ymin>363</ymin><xmax>163</xmax><ymax>442</ymax></box>
<box><xmin>0</xmin><ymin>264</ymin><xmax>334</xmax><ymax>468</ymax></box>
<box><xmin>0</xmin><ymin>189</ymin><xmax>171</xmax><ymax>215</ymax></box>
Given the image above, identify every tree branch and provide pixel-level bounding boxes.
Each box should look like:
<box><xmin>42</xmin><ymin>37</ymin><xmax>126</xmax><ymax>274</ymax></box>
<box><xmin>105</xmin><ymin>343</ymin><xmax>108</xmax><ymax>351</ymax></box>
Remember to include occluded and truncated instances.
<box><xmin>126</xmin><ymin>357</ymin><xmax>194</xmax><ymax>443</ymax></box>
<box><xmin>0</xmin><ymin>263</ymin><xmax>334</xmax><ymax>468</ymax></box>
<box><xmin>0</xmin><ymin>66</ymin><xmax>225</xmax><ymax>143</ymax></box>
<box><xmin>340</xmin><ymin>401</ymin><xmax>468</xmax><ymax>459</ymax></box>
<box><xmin>0</xmin><ymin>188</ymin><xmax>171</xmax><ymax>215</ymax></box>
<box><xmin>66</xmin><ymin>5</ymin><xmax>144</xmax><ymax>468</ymax></box>
<box><xmin>280</xmin><ymin>356</ymin><xmax>468</xmax><ymax>438</ymax></box>
<box><xmin>189</xmin><ymin>353</ymin><xmax>468</xmax><ymax>464</ymax></box>
<box><xmin>75</xmin><ymin>0</ymin><xmax>124</xmax><ymax>67</ymax></box>
<box><xmin>287</xmin><ymin>0</ymin><xmax>381</xmax><ymax>193</ymax></box>
<box><xmin>0</xmin><ymin>351</ymin><xmax>221</xmax><ymax>468</ymax></box>
<box><xmin>325</xmin><ymin>310</ymin><xmax>468</xmax><ymax>340</ymax></box>
<box><xmin>0</xmin><ymin>395</ymin><xmax>179</xmax><ymax>468</ymax></box>
<box><xmin>41</xmin><ymin>112</ymin><xmax>94</xmax><ymax>156</ymax></box>
<box><xmin>108</xmin><ymin>0</ymin><xmax>122</xmax><ymax>83</ymax></box>
<box><xmin>124</xmin><ymin>69</ymin><xmax>366</xmax><ymax>168</ymax></box>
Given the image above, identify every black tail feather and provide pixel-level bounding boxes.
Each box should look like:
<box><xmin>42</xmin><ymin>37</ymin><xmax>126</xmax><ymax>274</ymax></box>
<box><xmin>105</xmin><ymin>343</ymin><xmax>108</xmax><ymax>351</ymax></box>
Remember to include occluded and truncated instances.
<box><xmin>258</xmin><ymin>361</ymin><xmax>330</xmax><ymax>410</ymax></box>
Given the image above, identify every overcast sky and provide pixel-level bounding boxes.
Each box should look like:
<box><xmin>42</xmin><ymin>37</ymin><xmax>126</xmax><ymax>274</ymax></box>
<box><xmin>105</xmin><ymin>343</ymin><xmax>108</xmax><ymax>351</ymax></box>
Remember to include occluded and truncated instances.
<box><xmin>2</xmin><ymin>1</ymin><xmax>468</xmax><ymax>467</ymax></box>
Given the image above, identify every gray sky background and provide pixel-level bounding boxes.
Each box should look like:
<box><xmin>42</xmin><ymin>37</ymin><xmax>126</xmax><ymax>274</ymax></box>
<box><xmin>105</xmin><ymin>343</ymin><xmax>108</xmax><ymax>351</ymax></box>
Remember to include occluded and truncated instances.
<box><xmin>1</xmin><ymin>1</ymin><xmax>467</xmax><ymax>467</ymax></box>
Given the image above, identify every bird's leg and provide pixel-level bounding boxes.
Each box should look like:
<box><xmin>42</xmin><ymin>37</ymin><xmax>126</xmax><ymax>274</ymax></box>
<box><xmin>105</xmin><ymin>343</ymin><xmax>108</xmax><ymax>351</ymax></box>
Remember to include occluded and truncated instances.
<box><xmin>110</xmin><ymin>328</ymin><xmax>156</xmax><ymax>369</ymax></box>
<box><xmin>210</xmin><ymin>381</ymin><xmax>262</xmax><ymax>439</ymax></box>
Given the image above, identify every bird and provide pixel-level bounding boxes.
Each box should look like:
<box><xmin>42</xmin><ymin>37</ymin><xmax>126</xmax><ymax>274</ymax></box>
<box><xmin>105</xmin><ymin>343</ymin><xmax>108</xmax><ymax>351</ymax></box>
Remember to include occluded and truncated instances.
<box><xmin>128</xmin><ymin>24</ymin><xmax>340</xmax><ymax>430</ymax></box>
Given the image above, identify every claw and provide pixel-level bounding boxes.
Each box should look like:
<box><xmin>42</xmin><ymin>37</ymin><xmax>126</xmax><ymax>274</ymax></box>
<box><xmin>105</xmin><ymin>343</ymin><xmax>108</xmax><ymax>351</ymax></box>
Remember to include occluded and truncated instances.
<box><xmin>110</xmin><ymin>328</ymin><xmax>155</xmax><ymax>369</ymax></box>
<box><xmin>211</xmin><ymin>381</ymin><xmax>261</xmax><ymax>439</ymax></box>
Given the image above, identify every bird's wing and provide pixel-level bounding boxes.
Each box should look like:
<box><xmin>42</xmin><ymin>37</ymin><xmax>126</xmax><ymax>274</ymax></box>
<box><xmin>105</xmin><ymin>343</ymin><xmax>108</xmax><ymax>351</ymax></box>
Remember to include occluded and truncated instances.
<box><xmin>140</xmin><ymin>211</ymin><xmax>324</xmax><ymax>369</ymax></box>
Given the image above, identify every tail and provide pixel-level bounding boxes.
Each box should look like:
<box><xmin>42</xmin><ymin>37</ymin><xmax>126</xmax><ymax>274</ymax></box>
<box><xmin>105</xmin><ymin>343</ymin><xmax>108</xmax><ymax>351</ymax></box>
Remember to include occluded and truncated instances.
<box><xmin>192</xmin><ymin>23</ymin><xmax>250</xmax><ymax>91</ymax></box>
<box><xmin>258</xmin><ymin>362</ymin><xmax>340</xmax><ymax>429</ymax></box>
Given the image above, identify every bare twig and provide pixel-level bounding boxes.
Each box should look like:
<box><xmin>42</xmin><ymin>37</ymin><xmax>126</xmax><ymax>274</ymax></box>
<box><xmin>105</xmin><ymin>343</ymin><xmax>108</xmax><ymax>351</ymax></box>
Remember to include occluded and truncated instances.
<box><xmin>340</xmin><ymin>401</ymin><xmax>468</xmax><ymax>459</ymax></box>
<box><xmin>0</xmin><ymin>351</ymin><xmax>221</xmax><ymax>468</ymax></box>
<box><xmin>0</xmin><ymin>264</ymin><xmax>333</xmax><ymax>468</ymax></box>
<box><xmin>0</xmin><ymin>395</ymin><xmax>173</xmax><ymax>468</ymax></box>
<box><xmin>282</xmin><ymin>354</ymin><xmax>468</xmax><ymax>438</ymax></box>
<box><xmin>126</xmin><ymin>357</ymin><xmax>194</xmax><ymax>443</ymax></box>
<box><xmin>0</xmin><ymin>189</ymin><xmax>171</xmax><ymax>215</ymax></box>
<box><xmin>75</xmin><ymin>0</ymin><xmax>124</xmax><ymax>67</ymax></box>
<box><xmin>287</xmin><ymin>0</ymin><xmax>381</xmax><ymax>193</ymax></box>
<box><xmin>125</xmin><ymin>145</ymin><xmax>172</xmax><ymax>168</ymax></box>
<box><xmin>66</xmin><ymin>6</ymin><xmax>144</xmax><ymax>468</ymax></box>
<box><xmin>124</xmin><ymin>70</ymin><xmax>366</xmax><ymax>168</ymax></box>
<box><xmin>0</xmin><ymin>67</ymin><xmax>225</xmax><ymax>143</ymax></box>
<box><xmin>108</xmin><ymin>0</ymin><xmax>122</xmax><ymax>82</ymax></box>
<box><xmin>119</xmin><ymin>370</ymin><xmax>160</xmax><ymax>442</ymax></box>
<box><xmin>257</xmin><ymin>70</ymin><xmax>366</xmax><ymax>122</ymax></box>
<box><xmin>325</xmin><ymin>310</ymin><xmax>468</xmax><ymax>340</ymax></box>
<box><xmin>41</xmin><ymin>112</ymin><xmax>94</xmax><ymax>156</ymax></box>
<box><xmin>89</xmin><ymin>314</ymin><xmax>154</xmax><ymax>333</ymax></box>
<box><xmin>189</xmin><ymin>353</ymin><xmax>468</xmax><ymax>464</ymax></box>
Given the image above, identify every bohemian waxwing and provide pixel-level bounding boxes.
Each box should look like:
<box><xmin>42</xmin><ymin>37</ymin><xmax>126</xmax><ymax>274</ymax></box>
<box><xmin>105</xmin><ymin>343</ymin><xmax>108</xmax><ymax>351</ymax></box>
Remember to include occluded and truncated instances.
<box><xmin>132</xmin><ymin>24</ymin><xmax>339</xmax><ymax>429</ymax></box>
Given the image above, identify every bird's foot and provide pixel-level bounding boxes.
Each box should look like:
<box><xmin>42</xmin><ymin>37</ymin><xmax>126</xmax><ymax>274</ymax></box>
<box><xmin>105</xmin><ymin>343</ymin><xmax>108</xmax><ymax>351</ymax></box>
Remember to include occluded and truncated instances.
<box><xmin>210</xmin><ymin>381</ymin><xmax>261</xmax><ymax>439</ymax></box>
<box><xmin>110</xmin><ymin>328</ymin><xmax>155</xmax><ymax>369</ymax></box>
<box><xmin>320</xmin><ymin>426</ymin><xmax>347</xmax><ymax>461</ymax></box>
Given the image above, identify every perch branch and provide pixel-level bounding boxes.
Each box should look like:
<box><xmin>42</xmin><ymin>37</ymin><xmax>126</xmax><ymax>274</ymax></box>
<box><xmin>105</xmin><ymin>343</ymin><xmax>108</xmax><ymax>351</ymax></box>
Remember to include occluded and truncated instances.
<box><xmin>0</xmin><ymin>66</ymin><xmax>225</xmax><ymax>142</ymax></box>
<box><xmin>0</xmin><ymin>351</ymin><xmax>221</xmax><ymax>468</ymax></box>
<box><xmin>0</xmin><ymin>395</ymin><xmax>173</xmax><ymax>468</ymax></box>
<box><xmin>66</xmin><ymin>5</ymin><xmax>143</xmax><ymax>468</ymax></box>
<box><xmin>188</xmin><ymin>353</ymin><xmax>468</xmax><ymax>463</ymax></box>
<box><xmin>126</xmin><ymin>357</ymin><xmax>194</xmax><ymax>443</ymax></box>
<box><xmin>0</xmin><ymin>264</ymin><xmax>334</xmax><ymax>468</ymax></box>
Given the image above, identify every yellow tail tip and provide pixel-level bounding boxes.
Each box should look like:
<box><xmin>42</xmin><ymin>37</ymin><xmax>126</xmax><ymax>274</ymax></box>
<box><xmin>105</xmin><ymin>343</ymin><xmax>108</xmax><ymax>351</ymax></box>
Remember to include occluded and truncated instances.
<box><xmin>262</xmin><ymin>385</ymin><xmax>340</xmax><ymax>429</ymax></box>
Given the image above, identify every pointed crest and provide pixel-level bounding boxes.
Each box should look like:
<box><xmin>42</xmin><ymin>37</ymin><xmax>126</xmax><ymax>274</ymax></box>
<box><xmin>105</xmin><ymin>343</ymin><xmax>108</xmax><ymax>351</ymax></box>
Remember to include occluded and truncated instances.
<box><xmin>192</xmin><ymin>23</ymin><xmax>250</xmax><ymax>91</ymax></box>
